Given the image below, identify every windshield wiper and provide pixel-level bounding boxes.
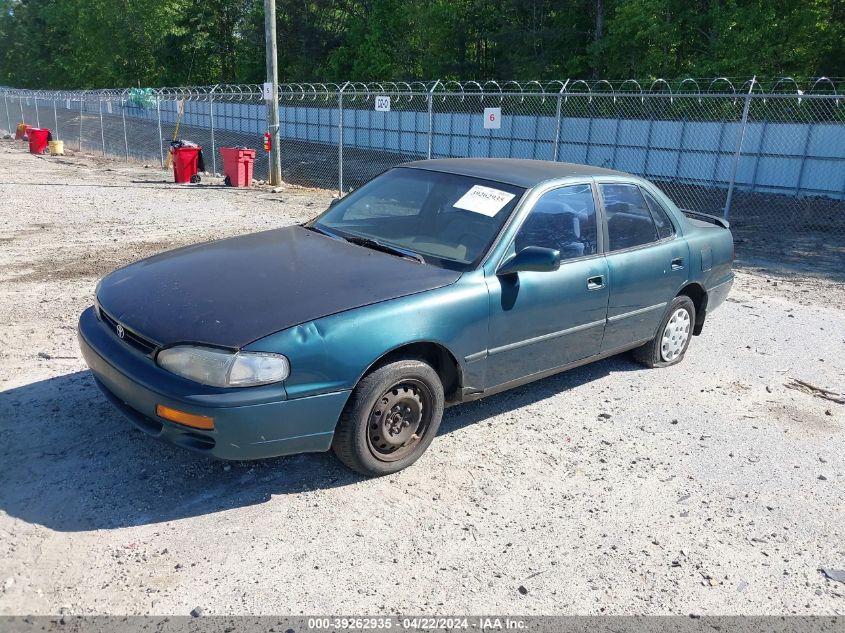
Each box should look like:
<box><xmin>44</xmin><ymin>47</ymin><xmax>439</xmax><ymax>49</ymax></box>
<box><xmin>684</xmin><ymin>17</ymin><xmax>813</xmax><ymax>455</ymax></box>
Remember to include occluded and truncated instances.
<box><xmin>304</xmin><ymin>224</ymin><xmax>344</xmax><ymax>241</ymax></box>
<box><xmin>345</xmin><ymin>236</ymin><xmax>425</xmax><ymax>264</ymax></box>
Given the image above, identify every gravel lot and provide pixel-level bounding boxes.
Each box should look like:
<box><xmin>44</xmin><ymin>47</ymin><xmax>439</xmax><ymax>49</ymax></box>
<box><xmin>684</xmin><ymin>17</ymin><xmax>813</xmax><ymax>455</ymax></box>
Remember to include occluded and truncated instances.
<box><xmin>0</xmin><ymin>140</ymin><xmax>843</xmax><ymax>616</ymax></box>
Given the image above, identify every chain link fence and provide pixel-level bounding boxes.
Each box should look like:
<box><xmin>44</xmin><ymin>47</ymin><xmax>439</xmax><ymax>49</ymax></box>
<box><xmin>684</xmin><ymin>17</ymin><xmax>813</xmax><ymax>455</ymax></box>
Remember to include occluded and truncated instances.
<box><xmin>2</xmin><ymin>78</ymin><xmax>843</xmax><ymax>271</ymax></box>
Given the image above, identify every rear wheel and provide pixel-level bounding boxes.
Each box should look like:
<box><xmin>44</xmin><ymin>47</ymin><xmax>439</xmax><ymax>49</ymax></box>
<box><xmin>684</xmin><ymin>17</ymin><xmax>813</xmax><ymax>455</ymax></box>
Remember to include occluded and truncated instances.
<box><xmin>633</xmin><ymin>295</ymin><xmax>695</xmax><ymax>368</ymax></box>
<box><xmin>332</xmin><ymin>359</ymin><xmax>444</xmax><ymax>476</ymax></box>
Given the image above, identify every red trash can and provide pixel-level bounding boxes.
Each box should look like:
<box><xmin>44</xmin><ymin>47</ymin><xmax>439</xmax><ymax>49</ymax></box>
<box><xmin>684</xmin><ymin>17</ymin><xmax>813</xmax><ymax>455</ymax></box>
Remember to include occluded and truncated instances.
<box><xmin>220</xmin><ymin>147</ymin><xmax>256</xmax><ymax>187</ymax></box>
<box><xmin>170</xmin><ymin>145</ymin><xmax>202</xmax><ymax>183</ymax></box>
<box><xmin>28</xmin><ymin>128</ymin><xmax>51</xmax><ymax>154</ymax></box>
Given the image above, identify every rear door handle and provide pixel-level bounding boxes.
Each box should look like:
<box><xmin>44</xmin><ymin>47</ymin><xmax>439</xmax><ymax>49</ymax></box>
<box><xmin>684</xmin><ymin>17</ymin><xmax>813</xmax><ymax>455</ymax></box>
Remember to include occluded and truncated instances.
<box><xmin>587</xmin><ymin>275</ymin><xmax>605</xmax><ymax>290</ymax></box>
<box><xmin>671</xmin><ymin>257</ymin><xmax>685</xmax><ymax>270</ymax></box>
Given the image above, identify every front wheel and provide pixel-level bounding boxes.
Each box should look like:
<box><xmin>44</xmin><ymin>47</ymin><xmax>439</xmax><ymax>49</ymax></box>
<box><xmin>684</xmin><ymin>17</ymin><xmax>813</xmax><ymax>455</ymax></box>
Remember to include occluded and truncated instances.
<box><xmin>332</xmin><ymin>359</ymin><xmax>444</xmax><ymax>476</ymax></box>
<box><xmin>633</xmin><ymin>295</ymin><xmax>696</xmax><ymax>368</ymax></box>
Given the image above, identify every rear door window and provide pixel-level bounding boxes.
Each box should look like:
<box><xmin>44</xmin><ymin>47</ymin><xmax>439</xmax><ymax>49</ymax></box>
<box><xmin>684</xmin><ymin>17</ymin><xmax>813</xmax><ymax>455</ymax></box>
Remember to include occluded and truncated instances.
<box><xmin>641</xmin><ymin>188</ymin><xmax>676</xmax><ymax>240</ymax></box>
<box><xmin>599</xmin><ymin>183</ymin><xmax>659</xmax><ymax>251</ymax></box>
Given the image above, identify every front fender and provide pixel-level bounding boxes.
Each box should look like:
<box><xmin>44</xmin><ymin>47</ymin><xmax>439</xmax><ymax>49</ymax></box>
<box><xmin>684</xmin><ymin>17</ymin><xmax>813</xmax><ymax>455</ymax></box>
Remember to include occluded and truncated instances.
<box><xmin>244</xmin><ymin>272</ymin><xmax>490</xmax><ymax>399</ymax></box>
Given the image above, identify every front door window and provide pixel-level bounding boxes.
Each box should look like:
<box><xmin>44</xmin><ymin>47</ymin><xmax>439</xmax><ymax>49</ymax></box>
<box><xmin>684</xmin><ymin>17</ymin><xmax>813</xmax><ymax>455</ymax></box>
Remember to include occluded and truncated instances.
<box><xmin>513</xmin><ymin>184</ymin><xmax>598</xmax><ymax>260</ymax></box>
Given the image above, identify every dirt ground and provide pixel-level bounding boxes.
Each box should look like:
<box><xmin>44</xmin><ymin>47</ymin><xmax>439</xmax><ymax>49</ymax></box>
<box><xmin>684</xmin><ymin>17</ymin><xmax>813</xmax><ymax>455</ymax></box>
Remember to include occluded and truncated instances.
<box><xmin>0</xmin><ymin>140</ymin><xmax>843</xmax><ymax>616</ymax></box>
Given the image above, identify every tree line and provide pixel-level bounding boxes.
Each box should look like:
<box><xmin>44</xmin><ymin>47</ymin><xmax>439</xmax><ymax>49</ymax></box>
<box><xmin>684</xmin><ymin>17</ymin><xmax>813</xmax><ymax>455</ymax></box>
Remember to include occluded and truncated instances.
<box><xmin>0</xmin><ymin>0</ymin><xmax>842</xmax><ymax>89</ymax></box>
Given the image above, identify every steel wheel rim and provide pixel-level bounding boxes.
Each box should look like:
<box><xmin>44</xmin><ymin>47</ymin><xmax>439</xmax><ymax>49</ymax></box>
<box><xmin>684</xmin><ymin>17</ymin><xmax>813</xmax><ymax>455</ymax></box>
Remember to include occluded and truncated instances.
<box><xmin>661</xmin><ymin>307</ymin><xmax>691</xmax><ymax>361</ymax></box>
<box><xmin>367</xmin><ymin>379</ymin><xmax>432</xmax><ymax>462</ymax></box>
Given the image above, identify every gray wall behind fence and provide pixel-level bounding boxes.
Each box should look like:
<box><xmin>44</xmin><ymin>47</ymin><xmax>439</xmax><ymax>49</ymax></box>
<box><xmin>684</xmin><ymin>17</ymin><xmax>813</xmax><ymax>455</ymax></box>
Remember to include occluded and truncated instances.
<box><xmin>35</xmin><ymin>97</ymin><xmax>845</xmax><ymax>200</ymax></box>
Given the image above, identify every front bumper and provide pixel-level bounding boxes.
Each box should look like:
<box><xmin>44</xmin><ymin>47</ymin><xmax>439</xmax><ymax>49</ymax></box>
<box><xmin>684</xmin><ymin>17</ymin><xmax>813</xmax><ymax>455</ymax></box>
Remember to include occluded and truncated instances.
<box><xmin>77</xmin><ymin>306</ymin><xmax>350</xmax><ymax>460</ymax></box>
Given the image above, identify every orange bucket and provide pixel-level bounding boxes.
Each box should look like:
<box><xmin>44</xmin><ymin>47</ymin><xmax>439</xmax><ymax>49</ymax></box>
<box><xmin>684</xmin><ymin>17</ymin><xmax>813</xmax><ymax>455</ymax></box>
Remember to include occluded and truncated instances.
<box><xmin>15</xmin><ymin>123</ymin><xmax>32</xmax><ymax>140</ymax></box>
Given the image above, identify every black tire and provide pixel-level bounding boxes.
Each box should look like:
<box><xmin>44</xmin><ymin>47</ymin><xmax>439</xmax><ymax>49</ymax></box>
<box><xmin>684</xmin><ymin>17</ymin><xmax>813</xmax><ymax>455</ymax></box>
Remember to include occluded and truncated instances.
<box><xmin>633</xmin><ymin>295</ymin><xmax>696</xmax><ymax>368</ymax></box>
<box><xmin>332</xmin><ymin>359</ymin><xmax>445</xmax><ymax>476</ymax></box>
<box><xmin>190</xmin><ymin>174</ymin><xmax>201</xmax><ymax>184</ymax></box>
<box><xmin>223</xmin><ymin>175</ymin><xmax>231</xmax><ymax>187</ymax></box>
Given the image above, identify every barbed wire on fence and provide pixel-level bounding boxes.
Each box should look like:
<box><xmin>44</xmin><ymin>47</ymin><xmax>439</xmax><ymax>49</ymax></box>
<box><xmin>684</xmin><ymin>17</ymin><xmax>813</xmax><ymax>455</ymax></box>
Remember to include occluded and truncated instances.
<box><xmin>4</xmin><ymin>76</ymin><xmax>843</xmax><ymax>100</ymax></box>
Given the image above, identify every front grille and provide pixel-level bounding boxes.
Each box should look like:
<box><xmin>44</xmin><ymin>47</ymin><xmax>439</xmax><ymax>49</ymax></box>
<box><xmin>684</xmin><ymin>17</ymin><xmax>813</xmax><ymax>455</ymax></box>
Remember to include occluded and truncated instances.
<box><xmin>99</xmin><ymin>308</ymin><xmax>158</xmax><ymax>355</ymax></box>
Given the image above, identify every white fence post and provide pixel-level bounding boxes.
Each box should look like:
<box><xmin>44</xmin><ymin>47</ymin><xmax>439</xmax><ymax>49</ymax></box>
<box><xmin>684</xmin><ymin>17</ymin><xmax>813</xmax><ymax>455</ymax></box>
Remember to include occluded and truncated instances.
<box><xmin>121</xmin><ymin>91</ymin><xmax>129</xmax><ymax>161</ymax></box>
<box><xmin>209</xmin><ymin>84</ymin><xmax>218</xmax><ymax>175</ymax></box>
<box><xmin>427</xmin><ymin>80</ymin><xmax>441</xmax><ymax>159</ymax></box>
<box><xmin>3</xmin><ymin>92</ymin><xmax>10</xmax><ymax>133</ymax></box>
<box><xmin>338</xmin><ymin>81</ymin><xmax>349</xmax><ymax>195</ymax></box>
<box><xmin>552</xmin><ymin>79</ymin><xmax>569</xmax><ymax>162</ymax></box>
<box><xmin>78</xmin><ymin>91</ymin><xmax>84</xmax><ymax>152</ymax></box>
<box><xmin>724</xmin><ymin>76</ymin><xmax>756</xmax><ymax>219</ymax></box>
<box><xmin>98</xmin><ymin>94</ymin><xmax>106</xmax><ymax>156</ymax></box>
<box><xmin>156</xmin><ymin>92</ymin><xmax>164</xmax><ymax>169</ymax></box>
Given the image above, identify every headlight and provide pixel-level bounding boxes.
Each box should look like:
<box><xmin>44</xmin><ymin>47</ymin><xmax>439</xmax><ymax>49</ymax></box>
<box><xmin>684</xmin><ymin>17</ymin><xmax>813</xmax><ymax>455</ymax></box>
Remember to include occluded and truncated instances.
<box><xmin>157</xmin><ymin>345</ymin><xmax>289</xmax><ymax>388</ymax></box>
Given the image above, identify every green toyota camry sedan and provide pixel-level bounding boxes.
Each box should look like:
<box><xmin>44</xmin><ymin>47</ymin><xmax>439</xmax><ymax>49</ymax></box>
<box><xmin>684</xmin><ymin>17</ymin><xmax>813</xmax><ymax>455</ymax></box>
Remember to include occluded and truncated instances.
<box><xmin>78</xmin><ymin>158</ymin><xmax>734</xmax><ymax>476</ymax></box>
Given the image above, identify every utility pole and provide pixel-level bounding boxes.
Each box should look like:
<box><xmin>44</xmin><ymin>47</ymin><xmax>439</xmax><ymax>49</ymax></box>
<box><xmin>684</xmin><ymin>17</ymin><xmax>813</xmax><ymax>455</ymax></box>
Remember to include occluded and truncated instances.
<box><xmin>264</xmin><ymin>0</ymin><xmax>282</xmax><ymax>185</ymax></box>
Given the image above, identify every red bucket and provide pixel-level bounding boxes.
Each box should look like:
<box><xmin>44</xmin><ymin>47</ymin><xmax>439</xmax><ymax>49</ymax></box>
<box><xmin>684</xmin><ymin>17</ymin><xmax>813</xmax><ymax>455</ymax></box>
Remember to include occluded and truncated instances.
<box><xmin>220</xmin><ymin>147</ymin><xmax>256</xmax><ymax>187</ymax></box>
<box><xmin>170</xmin><ymin>146</ymin><xmax>202</xmax><ymax>183</ymax></box>
<box><xmin>28</xmin><ymin>128</ymin><xmax>50</xmax><ymax>154</ymax></box>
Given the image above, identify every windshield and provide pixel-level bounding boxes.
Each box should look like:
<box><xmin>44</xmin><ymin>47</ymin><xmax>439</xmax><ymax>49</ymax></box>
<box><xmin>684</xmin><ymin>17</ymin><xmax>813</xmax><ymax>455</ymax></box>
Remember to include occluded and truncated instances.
<box><xmin>309</xmin><ymin>168</ymin><xmax>526</xmax><ymax>270</ymax></box>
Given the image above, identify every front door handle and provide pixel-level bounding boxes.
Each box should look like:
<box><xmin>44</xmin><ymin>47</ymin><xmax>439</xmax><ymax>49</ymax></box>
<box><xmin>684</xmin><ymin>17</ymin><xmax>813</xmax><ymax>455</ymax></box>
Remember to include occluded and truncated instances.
<box><xmin>671</xmin><ymin>257</ymin><xmax>685</xmax><ymax>270</ymax></box>
<box><xmin>587</xmin><ymin>275</ymin><xmax>605</xmax><ymax>290</ymax></box>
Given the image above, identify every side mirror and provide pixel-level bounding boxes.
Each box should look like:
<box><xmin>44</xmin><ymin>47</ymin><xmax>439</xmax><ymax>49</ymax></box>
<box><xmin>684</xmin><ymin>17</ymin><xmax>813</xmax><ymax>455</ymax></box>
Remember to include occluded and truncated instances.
<box><xmin>497</xmin><ymin>246</ymin><xmax>561</xmax><ymax>276</ymax></box>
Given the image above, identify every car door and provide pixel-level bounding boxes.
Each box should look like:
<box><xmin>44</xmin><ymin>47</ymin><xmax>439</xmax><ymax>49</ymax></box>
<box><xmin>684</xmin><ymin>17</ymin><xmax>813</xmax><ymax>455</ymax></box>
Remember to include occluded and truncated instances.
<box><xmin>597</xmin><ymin>181</ymin><xmax>689</xmax><ymax>352</ymax></box>
<box><xmin>483</xmin><ymin>182</ymin><xmax>609</xmax><ymax>388</ymax></box>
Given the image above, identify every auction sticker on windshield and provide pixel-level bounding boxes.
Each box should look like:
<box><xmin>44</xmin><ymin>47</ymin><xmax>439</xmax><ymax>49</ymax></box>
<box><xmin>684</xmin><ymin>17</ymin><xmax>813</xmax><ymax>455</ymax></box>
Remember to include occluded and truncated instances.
<box><xmin>453</xmin><ymin>185</ymin><xmax>516</xmax><ymax>217</ymax></box>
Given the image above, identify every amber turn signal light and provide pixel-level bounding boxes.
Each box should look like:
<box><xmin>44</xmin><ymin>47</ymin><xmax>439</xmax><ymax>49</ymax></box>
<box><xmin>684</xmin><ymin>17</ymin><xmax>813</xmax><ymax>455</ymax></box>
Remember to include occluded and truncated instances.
<box><xmin>155</xmin><ymin>404</ymin><xmax>215</xmax><ymax>430</ymax></box>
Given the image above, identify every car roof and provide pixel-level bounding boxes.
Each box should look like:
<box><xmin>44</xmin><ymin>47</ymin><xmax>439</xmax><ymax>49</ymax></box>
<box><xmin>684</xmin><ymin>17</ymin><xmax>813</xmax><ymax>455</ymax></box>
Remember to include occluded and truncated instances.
<box><xmin>401</xmin><ymin>158</ymin><xmax>629</xmax><ymax>188</ymax></box>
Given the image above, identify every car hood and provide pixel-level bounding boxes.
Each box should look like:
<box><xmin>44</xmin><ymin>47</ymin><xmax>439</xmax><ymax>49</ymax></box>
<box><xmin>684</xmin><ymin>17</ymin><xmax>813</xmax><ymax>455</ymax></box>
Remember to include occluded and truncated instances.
<box><xmin>96</xmin><ymin>226</ymin><xmax>460</xmax><ymax>348</ymax></box>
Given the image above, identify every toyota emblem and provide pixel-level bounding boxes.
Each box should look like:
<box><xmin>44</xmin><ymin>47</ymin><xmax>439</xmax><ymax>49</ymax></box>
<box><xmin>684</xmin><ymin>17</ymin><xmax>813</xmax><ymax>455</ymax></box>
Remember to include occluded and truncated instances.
<box><xmin>116</xmin><ymin>324</ymin><xmax>125</xmax><ymax>339</ymax></box>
